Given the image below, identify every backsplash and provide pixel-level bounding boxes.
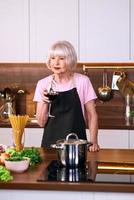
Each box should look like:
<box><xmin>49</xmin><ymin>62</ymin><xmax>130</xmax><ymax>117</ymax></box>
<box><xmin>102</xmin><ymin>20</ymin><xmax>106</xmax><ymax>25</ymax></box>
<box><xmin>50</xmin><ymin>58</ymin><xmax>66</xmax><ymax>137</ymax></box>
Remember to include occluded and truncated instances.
<box><xmin>0</xmin><ymin>63</ymin><xmax>134</xmax><ymax>119</ymax></box>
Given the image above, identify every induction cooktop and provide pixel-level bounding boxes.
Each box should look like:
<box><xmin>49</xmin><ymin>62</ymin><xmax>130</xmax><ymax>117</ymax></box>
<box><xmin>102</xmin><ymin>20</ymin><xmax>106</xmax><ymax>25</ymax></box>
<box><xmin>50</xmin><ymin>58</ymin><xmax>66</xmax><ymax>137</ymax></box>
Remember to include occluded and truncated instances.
<box><xmin>37</xmin><ymin>160</ymin><xmax>134</xmax><ymax>184</ymax></box>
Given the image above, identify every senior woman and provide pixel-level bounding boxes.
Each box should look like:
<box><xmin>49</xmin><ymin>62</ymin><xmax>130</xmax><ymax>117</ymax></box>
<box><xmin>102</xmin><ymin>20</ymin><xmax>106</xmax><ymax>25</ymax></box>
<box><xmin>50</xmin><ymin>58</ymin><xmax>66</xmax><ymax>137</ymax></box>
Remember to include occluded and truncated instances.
<box><xmin>33</xmin><ymin>41</ymin><xmax>99</xmax><ymax>151</ymax></box>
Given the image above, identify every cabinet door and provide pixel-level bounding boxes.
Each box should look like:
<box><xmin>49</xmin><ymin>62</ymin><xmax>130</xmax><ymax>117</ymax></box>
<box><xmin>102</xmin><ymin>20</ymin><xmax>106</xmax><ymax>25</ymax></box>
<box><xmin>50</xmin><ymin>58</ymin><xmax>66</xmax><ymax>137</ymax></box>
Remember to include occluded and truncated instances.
<box><xmin>0</xmin><ymin>128</ymin><xmax>43</xmax><ymax>147</ymax></box>
<box><xmin>130</xmin><ymin>130</ymin><xmax>134</xmax><ymax>149</ymax></box>
<box><xmin>25</xmin><ymin>128</ymin><xmax>43</xmax><ymax>147</ymax></box>
<box><xmin>0</xmin><ymin>0</ymin><xmax>29</xmax><ymax>62</ymax></box>
<box><xmin>30</xmin><ymin>0</ymin><xmax>79</xmax><ymax>61</ymax></box>
<box><xmin>131</xmin><ymin>0</ymin><xmax>134</xmax><ymax>59</ymax></box>
<box><xmin>79</xmin><ymin>0</ymin><xmax>129</xmax><ymax>61</ymax></box>
<box><xmin>0</xmin><ymin>128</ymin><xmax>12</xmax><ymax>146</ymax></box>
<box><xmin>98</xmin><ymin>129</ymin><xmax>129</xmax><ymax>149</ymax></box>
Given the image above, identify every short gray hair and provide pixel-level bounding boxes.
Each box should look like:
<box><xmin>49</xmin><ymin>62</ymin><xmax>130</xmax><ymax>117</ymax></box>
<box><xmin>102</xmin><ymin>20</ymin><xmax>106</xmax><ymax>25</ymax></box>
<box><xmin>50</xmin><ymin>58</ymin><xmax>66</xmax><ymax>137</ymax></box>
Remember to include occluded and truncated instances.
<box><xmin>46</xmin><ymin>41</ymin><xmax>77</xmax><ymax>70</ymax></box>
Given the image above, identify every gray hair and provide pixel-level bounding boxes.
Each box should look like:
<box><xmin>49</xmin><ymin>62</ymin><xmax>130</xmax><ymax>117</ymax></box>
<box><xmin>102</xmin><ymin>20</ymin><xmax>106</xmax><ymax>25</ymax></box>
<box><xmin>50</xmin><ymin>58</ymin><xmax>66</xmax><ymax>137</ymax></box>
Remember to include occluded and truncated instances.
<box><xmin>46</xmin><ymin>41</ymin><xmax>77</xmax><ymax>70</ymax></box>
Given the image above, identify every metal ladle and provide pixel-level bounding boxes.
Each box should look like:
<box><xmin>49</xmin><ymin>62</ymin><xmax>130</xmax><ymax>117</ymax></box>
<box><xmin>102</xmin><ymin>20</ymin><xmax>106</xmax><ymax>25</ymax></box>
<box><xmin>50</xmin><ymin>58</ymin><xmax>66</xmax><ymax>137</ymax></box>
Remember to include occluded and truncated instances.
<box><xmin>98</xmin><ymin>70</ymin><xmax>113</xmax><ymax>102</ymax></box>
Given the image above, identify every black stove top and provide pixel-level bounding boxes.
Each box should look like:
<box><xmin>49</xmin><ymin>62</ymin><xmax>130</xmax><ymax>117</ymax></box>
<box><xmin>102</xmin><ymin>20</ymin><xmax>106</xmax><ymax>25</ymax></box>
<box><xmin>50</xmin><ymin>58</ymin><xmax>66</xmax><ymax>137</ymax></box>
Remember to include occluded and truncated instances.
<box><xmin>37</xmin><ymin>160</ymin><xmax>134</xmax><ymax>184</ymax></box>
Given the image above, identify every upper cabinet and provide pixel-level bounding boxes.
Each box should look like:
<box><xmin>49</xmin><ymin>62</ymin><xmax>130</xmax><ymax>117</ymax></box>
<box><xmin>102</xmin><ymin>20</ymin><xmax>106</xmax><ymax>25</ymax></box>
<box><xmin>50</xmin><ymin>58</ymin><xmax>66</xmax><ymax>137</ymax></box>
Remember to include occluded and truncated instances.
<box><xmin>29</xmin><ymin>0</ymin><xmax>79</xmax><ymax>62</ymax></box>
<box><xmin>79</xmin><ymin>0</ymin><xmax>130</xmax><ymax>61</ymax></box>
<box><xmin>0</xmin><ymin>0</ymin><xmax>133</xmax><ymax>62</ymax></box>
<box><xmin>0</xmin><ymin>0</ymin><xmax>29</xmax><ymax>62</ymax></box>
<box><xmin>131</xmin><ymin>0</ymin><xmax>134</xmax><ymax>60</ymax></box>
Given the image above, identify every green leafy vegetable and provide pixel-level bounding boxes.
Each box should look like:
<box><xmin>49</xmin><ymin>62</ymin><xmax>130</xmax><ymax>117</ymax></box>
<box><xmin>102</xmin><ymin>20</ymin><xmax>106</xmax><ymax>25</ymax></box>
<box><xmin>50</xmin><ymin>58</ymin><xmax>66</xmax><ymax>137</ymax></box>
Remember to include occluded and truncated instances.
<box><xmin>21</xmin><ymin>147</ymin><xmax>42</xmax><ymax>166</ymax></box>
<box><xmin>5</xmin><ymin>148</ymin><xmax>16</xmax><ymax>156</ymax></box>
<box><xmin>0</xmin><ymin>165</ymin><xmax>13</xmax><ymax>182</ymax></box>
<box><xmin>6</xmin><ymin>156</ymin><xmax>28</xmax><ymax>161</ymax></box>
<box><xmin>130</xmin><ymin>111</ymin><xmax>134</xmax><ymax>118</ymax></box>
<box><xmin>5</xmin><ymin>147</ymin><xmax>42</xmax><ymax>166</ymax></box>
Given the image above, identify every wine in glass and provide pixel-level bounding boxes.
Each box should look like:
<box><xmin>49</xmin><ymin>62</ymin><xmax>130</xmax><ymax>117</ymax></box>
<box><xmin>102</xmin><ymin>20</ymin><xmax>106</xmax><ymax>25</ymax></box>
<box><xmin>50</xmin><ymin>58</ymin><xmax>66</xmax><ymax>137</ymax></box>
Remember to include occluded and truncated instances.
<box><xmin>46</xmin><ymin>89</ymin><xmax>59</xmax><ymax>117</ymax></box>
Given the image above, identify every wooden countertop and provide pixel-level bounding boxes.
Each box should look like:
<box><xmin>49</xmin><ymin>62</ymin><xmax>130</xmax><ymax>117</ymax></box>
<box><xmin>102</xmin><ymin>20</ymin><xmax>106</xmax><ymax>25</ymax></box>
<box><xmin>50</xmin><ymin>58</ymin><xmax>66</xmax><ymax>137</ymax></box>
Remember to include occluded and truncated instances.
<box><xmin>0</xmin><ymin>149</ymin><xmax>134</xmax><ymax>192</ymax></box>
<box><xmin>0</xmin><ymin>117</ymin><xmax>134</xmax><ymax>129</ymax></box>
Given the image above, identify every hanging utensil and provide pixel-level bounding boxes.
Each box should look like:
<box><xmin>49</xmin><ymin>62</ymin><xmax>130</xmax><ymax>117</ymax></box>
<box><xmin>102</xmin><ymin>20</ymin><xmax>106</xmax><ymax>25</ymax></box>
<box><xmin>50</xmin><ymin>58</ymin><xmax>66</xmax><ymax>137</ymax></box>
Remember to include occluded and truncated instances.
<box><xmin>98</xmin><ymin>70</ymin><xmax>113</xmax><ymax>102</ymax></box>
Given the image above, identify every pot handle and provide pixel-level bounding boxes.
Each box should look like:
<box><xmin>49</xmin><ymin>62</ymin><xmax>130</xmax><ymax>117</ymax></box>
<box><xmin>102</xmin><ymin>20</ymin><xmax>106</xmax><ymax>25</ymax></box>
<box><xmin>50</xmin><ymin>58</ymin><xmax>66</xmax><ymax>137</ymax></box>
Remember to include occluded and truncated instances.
<box><xmin>50</xmin><ymin>144</ymin><xmax>56</xmax><ymax>148</ymax></box>
<box><xmin>50</xmin><ymin>143</ymin><xmax>64</xmax><ymax>149</ymax></box>
<box><xmin>87</xmin><ymin>142</ymin><xmax>93</xmax><ymax>151</ymax></box>
<box><xmin>66</xmin><ymin>133</ymin><xmax>79</xmax><ymax>141</ymax></box>
<box><xmin>87</xmin><ymin>142</ymin><xmax>93</xmax><ymax>147</ymax></box>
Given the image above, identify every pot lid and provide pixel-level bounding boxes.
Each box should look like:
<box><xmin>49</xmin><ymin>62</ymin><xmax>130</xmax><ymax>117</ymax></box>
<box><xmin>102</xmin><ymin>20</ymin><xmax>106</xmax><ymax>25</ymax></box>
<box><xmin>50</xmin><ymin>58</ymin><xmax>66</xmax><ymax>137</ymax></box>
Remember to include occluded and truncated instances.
<box><xmin>56</xmin><ymin>133</ymin><xmax>89</xmax><ymax>145</ymax></box>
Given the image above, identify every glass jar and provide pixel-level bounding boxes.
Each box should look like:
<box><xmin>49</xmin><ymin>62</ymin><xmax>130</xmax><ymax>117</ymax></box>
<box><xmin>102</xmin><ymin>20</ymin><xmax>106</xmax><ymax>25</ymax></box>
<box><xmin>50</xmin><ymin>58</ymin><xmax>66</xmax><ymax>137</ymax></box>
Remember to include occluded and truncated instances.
<box><xmin>0</xmin><ymin>101</ymin><xmax>15</xmax><ymax>120</ymax></box>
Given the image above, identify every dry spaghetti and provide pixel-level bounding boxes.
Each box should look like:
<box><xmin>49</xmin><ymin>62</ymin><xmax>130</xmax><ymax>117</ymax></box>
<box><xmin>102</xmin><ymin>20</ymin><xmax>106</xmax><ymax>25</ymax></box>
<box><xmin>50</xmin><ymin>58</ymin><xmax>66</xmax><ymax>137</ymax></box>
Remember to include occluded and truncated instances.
<box><xmin>9</xmin><ymin>115</ymin><xmax>29</xmax><ymax>151</ymax></box>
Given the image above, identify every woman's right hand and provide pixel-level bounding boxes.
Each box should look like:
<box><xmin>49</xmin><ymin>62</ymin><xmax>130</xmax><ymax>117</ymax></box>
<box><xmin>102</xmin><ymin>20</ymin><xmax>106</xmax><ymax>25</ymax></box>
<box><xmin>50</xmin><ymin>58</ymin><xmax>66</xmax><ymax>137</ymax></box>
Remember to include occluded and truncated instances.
<box><xmin>41</xmin><ymin>89</ymin><xmax>50</xmax><ymax>103</ymax></box>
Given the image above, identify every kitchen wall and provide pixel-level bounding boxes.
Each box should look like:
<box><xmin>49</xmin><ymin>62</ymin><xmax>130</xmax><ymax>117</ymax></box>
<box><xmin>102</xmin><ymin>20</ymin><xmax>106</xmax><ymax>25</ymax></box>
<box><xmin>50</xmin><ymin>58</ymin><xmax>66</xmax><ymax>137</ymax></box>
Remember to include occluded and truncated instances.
<box><xmin>0</xmin><ymin>0</ymin><xmax>134</xmax><ymax>62</ymax></box>
<box><xmin>0</xmin><ymin>62</ymin><xmax>133</xmax><ymax>119</ymax></box>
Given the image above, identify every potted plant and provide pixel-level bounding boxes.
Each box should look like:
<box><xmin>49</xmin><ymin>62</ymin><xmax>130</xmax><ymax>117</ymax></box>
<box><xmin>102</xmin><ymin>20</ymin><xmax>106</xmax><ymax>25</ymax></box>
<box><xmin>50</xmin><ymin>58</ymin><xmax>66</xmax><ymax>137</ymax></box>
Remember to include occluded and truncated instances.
<box><xmin>130</xmin><ymin>111</ymin><xmax>134</xmax><ymax>118</ymax></box>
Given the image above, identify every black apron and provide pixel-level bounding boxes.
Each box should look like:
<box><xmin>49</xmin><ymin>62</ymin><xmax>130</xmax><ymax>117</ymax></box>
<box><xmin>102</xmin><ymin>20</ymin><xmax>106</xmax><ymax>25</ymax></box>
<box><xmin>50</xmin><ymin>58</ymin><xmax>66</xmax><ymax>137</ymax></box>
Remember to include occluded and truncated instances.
<box><xmin>41</xmin><ymin>87</ymin><xmax>87</xmax><ymax>148</ymax></box>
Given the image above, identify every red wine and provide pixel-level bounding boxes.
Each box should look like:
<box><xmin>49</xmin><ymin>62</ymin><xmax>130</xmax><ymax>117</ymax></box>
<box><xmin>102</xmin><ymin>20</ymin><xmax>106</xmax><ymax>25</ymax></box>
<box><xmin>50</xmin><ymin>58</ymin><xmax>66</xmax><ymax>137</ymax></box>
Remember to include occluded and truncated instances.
<box><xmin>46</xmin><ymin>92</ymin><xmax>59</xmax><ymax>101</ymax></box>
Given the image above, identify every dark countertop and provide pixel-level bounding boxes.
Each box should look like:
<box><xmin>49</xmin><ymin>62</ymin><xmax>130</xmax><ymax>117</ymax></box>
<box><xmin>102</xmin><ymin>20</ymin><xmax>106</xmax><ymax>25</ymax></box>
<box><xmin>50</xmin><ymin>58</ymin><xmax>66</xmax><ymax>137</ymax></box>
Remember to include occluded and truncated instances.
<box><xmin>0</xmin><ymin>117</ymin><xmax>134</xmax><ymax>130</ymax></box>
<box><xmin>98</xmin><ymin>117</ymin><xmax>134</xmax><ymax>130</ymax></box>
<box><xmin>0</xmin><ymin>149</ymin><xmax>134</xmax><ymax>192</ymax></box>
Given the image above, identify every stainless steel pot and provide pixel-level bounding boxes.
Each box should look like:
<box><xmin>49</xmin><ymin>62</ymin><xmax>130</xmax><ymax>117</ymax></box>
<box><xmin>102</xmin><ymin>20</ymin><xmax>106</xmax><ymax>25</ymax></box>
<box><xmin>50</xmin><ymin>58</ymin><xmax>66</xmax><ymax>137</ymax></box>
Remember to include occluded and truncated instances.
<box><xmin>51</xmin><ymin>133</ymin><xmax>92</xmax><ymax>167</ymax></box>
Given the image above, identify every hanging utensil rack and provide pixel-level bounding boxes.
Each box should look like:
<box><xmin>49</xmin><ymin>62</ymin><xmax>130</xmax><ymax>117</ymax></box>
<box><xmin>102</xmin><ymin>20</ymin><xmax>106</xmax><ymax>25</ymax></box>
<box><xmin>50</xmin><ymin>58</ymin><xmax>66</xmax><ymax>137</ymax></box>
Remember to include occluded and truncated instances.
<box><xmin>82</xmin><ymin>64</ymin><xmax>134</xmax><ymax>71</ymax></box>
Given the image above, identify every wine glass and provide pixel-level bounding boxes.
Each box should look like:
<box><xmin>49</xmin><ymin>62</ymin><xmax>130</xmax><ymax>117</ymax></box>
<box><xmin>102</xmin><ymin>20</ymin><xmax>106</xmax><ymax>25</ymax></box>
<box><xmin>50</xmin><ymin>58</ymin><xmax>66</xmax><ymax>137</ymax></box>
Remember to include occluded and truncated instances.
<box><xmin>46</xmin><ymin>88</ymin><xmax>59</xmax><ymax>118</ymax></box>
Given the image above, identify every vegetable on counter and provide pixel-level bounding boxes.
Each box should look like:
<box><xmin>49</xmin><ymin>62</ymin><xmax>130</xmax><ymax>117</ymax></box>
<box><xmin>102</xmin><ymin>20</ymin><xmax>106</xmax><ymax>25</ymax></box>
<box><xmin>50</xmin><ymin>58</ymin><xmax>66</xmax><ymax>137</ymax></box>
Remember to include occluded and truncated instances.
<box><xmin>0</xmin><ymin>144</ymin><xmax>8</xmax><ymax>153</ymax></box>
<box><xmin>5</xmin><ymin>147</ymin><xmax>42</xmax><ymax>166</ymax></box>
<box><xmin>20</xmin><ymin>147</ymin><xmax>42</xmax><ymax>166</ymax></box>
<box><xmin>5</xmin><ymin>148</ymin><xmax>16</xmax><ymax>156</ymax></box>
<box><xmin>6</xmin><ymin>156</ymin><xmax>29</xmax><ymax>162</ymax></box>
<box><xmin>0</xmin><ymin>153</ymin><xmax>10</xmax><ymax>165</ymax></box>
<box><xmin>0</xmin><ymin>165</ymin><xmax>13</xmax><ymax>182</ymax></box>
<box><xmin>0</xmin><ymin>147</ymin><xmax>42</xmax><ymax>182</ymax></box>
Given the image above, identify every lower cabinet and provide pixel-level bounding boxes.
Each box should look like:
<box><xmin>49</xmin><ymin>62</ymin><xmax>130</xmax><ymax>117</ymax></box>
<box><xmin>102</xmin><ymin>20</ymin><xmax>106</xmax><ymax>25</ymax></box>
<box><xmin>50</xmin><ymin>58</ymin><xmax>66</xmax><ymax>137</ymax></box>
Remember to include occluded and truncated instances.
<box><xmin>25</xmin><ymin>128</ymin><xmax>43</xmax><ymax>147</ymax></box>
<box><xmin>0</xmin><ymin>128</ymin><xmax>12</xmax><ymax>146</ymax></box>
<box><xmin>0</xmin><ymin>190</ymin><xmax>134</xmax><ymax>200</ymax></box>
<box><xmin>130</xmin><ymin>130</ymin><xmax>134</xmax><ymax>149</ymax></box>
<box><xmin>0</xmin><ymin>128</ymin><xmax>133</xmax><ymax>149</ymax></box>
<box><xmin>0</xmin><ymin>128</ymin><xmax>43</xmax><ymax>147</ymax></box>
<box><xmin>86</xmin><ymin>129</ymin><xmax>129</xmax><ymax>149</ymax></box>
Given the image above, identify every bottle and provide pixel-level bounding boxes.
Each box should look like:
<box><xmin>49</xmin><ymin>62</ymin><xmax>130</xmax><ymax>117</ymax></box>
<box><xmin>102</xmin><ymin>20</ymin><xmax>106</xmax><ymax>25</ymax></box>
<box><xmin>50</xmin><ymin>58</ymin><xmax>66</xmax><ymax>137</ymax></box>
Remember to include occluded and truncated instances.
<box><xmin>125</xmin><ymin>94</ymin><xmax>130</xmax><ymax>118</ymax></box>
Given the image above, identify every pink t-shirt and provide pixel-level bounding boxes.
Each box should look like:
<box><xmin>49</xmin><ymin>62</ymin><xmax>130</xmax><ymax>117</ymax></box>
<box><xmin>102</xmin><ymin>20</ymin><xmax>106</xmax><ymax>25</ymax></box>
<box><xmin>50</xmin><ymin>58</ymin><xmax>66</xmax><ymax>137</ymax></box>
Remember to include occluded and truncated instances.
<box><xmin>33</xmin><ymin>73</ymin><xmax>97</xmax><ymax>117</ymax></box>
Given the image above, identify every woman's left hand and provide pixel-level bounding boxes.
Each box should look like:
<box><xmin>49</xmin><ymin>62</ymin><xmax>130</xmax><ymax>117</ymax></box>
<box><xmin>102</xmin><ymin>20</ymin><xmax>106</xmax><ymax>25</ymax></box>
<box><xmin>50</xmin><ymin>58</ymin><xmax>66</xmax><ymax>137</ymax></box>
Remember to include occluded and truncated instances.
<box><xmin>88</xmin><ymin>143</ymin><xmax>100</xmax><ymax>152</ymax></box>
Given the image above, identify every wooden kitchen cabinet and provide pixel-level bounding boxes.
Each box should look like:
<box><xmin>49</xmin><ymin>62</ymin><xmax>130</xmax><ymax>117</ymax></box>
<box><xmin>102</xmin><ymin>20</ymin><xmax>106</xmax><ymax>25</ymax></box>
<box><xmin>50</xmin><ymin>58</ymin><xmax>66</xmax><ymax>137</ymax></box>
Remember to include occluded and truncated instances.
<box><xmin>0</xmin><ymin>0</ymin><xmax>29</xmax><ymax>62</ymax></box>
<box><xmin>79</xmin><ymin>0</ymin><xmax>130</xmax><ymax>61</ymax></box>
<box><xmin>30</xmin><ymin>0</ymin><xmax>79</xmax><ymax>62</ymax></box>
